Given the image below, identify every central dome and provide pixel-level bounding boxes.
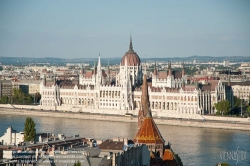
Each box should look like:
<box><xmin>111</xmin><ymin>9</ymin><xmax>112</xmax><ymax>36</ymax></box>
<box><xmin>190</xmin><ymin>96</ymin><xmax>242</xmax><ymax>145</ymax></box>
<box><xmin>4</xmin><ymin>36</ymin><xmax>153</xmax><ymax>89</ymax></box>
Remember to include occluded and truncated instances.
<box><xmin>120</xmin><ymin>37</ymin><xmax>141</xmax><ymax>66</ymax></box>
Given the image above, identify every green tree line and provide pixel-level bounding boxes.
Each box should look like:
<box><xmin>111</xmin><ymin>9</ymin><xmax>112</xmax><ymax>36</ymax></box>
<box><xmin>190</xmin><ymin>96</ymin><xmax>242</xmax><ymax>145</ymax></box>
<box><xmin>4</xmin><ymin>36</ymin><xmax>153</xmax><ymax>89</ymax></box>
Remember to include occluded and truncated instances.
<box><xmin>215</xmin><ymin>96</ymin><xmax>250</xmax><ymax>116</ymax></box>
<box><xmin>0</xmin><ymin>88</ymin><xmax>41</xmax><ymax>104</ymax></box>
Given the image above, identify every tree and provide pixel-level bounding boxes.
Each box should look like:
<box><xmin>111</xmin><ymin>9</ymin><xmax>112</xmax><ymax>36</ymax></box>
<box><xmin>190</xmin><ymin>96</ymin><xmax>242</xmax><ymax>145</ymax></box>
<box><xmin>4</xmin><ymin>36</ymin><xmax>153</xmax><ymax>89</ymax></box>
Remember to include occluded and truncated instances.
<box><xmin>233</xmin><ymin>96</ymin><xmax>241</xmax><ymax>108</ymax></box>
<box><xmin>24</xmin><ymin>117</ymin><xmax>36</xmax><ymax>141</ymax></box>
<box><xmin>217</xmin><ymin>162</ymin><xmax>230</xmax><ymax>166</ymax></box>
<box><xmin>174</xmin><ymin>154</ymin><xmax>183</xmax><ymax>166</ymax></box>
<box><xmin>214</xmin><ymin>100</ymin><xmax>231</xmax><ymax>115</ymax></box>
<box><xmin>246</xmin><ymin>106</ymin><xmax>250</xmax><ymax>116</ymax></box>
<box><xmin>74</xmin><ymin>160</ymin><xmax>81</xmax><ymax>166</ymax></box>
<box><xmin>34</xmin><ymin>92</ymin><xmax>41</xmax><ymax>103</ymax></box>
<box><xmin>11</xmin><ymin>88</ymin><xmax>33</xmax><ymax>105</ymax></box>
<box><xmin>0</xmin><ymin>96</ymin><xmax>9</xmax><ymax>104</ymax></box>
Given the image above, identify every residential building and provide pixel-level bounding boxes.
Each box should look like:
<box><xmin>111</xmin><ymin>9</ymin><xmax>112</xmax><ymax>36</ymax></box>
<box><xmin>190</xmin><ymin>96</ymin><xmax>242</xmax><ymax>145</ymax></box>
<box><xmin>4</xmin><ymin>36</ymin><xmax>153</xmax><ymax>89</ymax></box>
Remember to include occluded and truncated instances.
<box><xmin>0</xmin><ymin>80</ymin><xmax>19</xmax><ymax>98</ymax></box>
<box><xmin>0</xmin><ymin>126</ymin><xmax>24</xmax><ymax>146</ymax></box>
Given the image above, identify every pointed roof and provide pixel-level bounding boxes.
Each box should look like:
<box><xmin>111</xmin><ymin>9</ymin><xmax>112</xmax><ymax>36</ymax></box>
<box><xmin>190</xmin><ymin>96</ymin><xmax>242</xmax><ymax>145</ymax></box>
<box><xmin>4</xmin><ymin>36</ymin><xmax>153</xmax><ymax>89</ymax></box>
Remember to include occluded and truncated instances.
<box><xmin>93</xmin><ymin>60</ymin><xmax>97</xmax><ymax>74</ymax></box>
<box><xmin>129</xmin><ymin>34</ymin><xmax>133</xmax><ymax>51</ymax></box>
<box><xmin>134</xmin><ymin>75</ymin><xmax>165</xmax><ymax>144</ymax></box>
<box><xmin>168</xmin><ymin>61</ymin><xmax>172</xmax><ymax>76</ymax></box>
<box><xmin>120</xmin><ymin>35</ymin><xmax>141</xmax><ymax>66</ymax></box>
<box><xmin>153</xmin><ymin>61</ymin><xmax>157</xmax><ymax>76</ymax></box>
<box><xmin>140</xmin><ymin>74</ymin><xmax>150</xmax><ymax>116</ymax></box>
<box><xmin>81</xmin><ymin>61</ymin><xmax>84</xmax><ymax>74</ymax></box>
<box><xmin>107</xmin><ymin>61</ymin><xmax>110</xmax><ymax>74</ymax></box>
<box><xmin>133</xmin><ymin>113</ymin><xmax>165</xmax><ymax>144</ymax></box>
<box><xmin>97</xmin><ymin>53</ymin><xmax>101</xmax><ymax>69</ymax></box>
<box><xmin>168</xmin><ymin>61</ymin><xmax>171</xmax><ymax>69</ymax></box>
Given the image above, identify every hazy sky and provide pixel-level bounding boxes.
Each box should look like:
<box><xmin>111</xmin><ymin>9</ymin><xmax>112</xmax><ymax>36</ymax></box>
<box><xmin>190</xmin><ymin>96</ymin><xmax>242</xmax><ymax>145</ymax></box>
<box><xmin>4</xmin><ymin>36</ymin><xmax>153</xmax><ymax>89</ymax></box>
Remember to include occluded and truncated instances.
<box><xmin>0</xmin><ymin>0</ymin><xmax>249</xmax><ymax>58</ymax></box>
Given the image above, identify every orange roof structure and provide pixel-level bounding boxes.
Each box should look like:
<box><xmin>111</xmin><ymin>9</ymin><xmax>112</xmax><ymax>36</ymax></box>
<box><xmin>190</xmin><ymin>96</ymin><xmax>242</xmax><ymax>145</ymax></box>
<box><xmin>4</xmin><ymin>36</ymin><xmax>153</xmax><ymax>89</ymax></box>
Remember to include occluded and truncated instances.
<box><xmin>134</xmin><ymin>113</ymin><xmax>165</xmax><ymax>144</ymax></box>
<box><xmin>163</xmin><ymin>149</ymin><xmax>175</xmax><ymax>160</ymax></box>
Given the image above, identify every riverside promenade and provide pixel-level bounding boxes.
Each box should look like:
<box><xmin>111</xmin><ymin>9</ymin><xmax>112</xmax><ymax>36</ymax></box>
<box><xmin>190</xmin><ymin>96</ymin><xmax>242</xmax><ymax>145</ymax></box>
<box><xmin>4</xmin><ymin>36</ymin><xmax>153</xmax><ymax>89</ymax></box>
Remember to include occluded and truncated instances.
<box><xmin>1</xmin><ymin>106</ymin><xmax>250</xmax><ymax>131</ymax></box>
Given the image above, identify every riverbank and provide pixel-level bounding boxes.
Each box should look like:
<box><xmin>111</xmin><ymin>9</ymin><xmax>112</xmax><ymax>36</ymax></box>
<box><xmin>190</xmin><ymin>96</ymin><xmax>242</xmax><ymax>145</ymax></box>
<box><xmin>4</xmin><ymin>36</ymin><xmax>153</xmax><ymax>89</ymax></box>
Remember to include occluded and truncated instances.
<box><xmin>1</xmin><ymin>108</ymin><xmax>250</xmax><ymax>131</ymax></box>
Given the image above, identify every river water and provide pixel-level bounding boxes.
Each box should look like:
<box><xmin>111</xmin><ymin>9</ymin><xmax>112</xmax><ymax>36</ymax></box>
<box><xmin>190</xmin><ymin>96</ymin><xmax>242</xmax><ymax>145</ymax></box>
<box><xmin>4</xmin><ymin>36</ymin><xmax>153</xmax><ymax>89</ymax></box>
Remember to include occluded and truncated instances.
<box><xmin>0</xmin><ymin>114</ymin><xmax>249</xmax><ymax>166</ymax></box>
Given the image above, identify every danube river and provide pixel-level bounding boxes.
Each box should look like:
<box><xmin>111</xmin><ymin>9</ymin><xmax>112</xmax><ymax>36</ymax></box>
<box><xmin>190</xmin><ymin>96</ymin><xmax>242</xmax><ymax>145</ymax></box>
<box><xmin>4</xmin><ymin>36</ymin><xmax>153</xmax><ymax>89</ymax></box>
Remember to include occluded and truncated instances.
<box><xmin>0</xmin><ymin>114</ymin><xmax>249</xmax><ymax>165</ymax></box>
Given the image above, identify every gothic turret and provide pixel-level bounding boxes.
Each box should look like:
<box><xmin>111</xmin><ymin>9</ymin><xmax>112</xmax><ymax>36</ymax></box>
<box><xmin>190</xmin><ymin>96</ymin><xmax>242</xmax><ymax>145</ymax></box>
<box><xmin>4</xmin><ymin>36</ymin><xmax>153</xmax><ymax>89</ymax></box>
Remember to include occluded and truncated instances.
<box><xmin>195</xmin><ymin>79</ymin><xmax>199</xmax><ymax>90</ymax></box>
<box><xmin>138</xmin><ymin>74</ymin><xmax>151</xmax><ymax>130</ymax></box>
<box><xmin>134</xmin><ymin>75</ymin><xmax>165</xmax><ymax>157</ymax></box>
<box><xmin>93</xmin><ymin>61</ymin><xmax>97</xmax><ymax>75</ymax></box>
<box><xmin>43</xmin><ymin>75</ymin><xmax>46</xmax><ymax>86</ymax></box>
<box><xmin>54</xmin><ymin>75</ymin><xmax>57</xmax><ymax>86</ymax></box>
<box><xmin>96</xmin><ymin>54</ymin><xmax>102</xmax><ymax>86</ymax></box>
<box><xmin>107</xmin><ymin>61</ymin><xmax>110</xmax><ymax>75</ymax></box>
<box><xmin>129</xmin><ymin>35</ymin><xmax>133</xmax><ymax>51</ymax></box>
<box><xmin>168</xmin><ymin>61</ymin><xmax>172</xmax><ymax>76</ymax></box>
<box><xmin>80</xmin><ymin>61</ymin><xmax>84</xmax><ymax>75</ymax></box>
<box><xmin>182</xmin><ymin>78</ymin><xmax>185</xmax><ymax>90</ymax></box>
<box><xmin>153</xmin><ymin>61</ymin><xmax>157</xmax><ymax>76</ymax></box>
<box><xmin>182</xmin><ymin>60</ymin><xmax>185</xmax><ymax>76</ymax></box>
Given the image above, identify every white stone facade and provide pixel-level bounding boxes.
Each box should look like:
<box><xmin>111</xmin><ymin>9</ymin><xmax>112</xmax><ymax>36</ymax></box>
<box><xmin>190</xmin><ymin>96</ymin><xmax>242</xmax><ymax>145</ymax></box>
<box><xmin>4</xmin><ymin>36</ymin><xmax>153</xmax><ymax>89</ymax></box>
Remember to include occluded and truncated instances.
<box><xmin>40</xmin><ymin>41</ymin><xmax>232</xmax><ymax>116</ymax></box>
<box><xmin>0</xmin><ymin>126</ymin><xmax>24</xmax><ymax>146</ymax></box>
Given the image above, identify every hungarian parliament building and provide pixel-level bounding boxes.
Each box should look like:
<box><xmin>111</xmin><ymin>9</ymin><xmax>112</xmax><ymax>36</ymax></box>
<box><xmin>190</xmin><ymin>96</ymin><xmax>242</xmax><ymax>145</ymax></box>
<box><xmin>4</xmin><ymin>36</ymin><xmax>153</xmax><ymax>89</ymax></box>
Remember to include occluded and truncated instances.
<box><xmin>40</xmin><ymin>38</ymin><xmax>233</xmax><ymax>118</ymax></box>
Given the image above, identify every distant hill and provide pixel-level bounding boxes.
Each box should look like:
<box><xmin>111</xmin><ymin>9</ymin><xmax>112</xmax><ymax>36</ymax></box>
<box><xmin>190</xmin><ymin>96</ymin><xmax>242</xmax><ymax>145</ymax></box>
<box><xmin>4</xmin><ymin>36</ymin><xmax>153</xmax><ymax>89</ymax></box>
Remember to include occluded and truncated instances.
<box><xmin>0</xmin><ymin>56</ymin><xmax>249</xmax><ymax>66</ymax></box>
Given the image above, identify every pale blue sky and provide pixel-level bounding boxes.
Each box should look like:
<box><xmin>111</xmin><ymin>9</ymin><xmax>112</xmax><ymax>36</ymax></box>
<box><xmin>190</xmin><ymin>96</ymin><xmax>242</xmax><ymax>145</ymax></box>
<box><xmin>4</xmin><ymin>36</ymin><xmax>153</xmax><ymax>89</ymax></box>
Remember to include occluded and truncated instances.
<box><xmin>0</xmin><ymin>0</ymin><xmax>249</xmax><ymax>58</ymax></box>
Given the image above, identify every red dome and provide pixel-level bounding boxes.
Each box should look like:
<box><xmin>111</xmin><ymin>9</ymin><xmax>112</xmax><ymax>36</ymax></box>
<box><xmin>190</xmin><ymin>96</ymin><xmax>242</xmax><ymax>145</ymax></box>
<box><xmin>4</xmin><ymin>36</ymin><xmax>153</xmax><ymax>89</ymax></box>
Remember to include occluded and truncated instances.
<box><xmin>121</xmin><ymin>37</ymin><xmax>141</xmax><ymax>66</ymax></box>
<box><xmin>121</xmin><ymin>50</ymin><xmax>141</xmax><ymax>66</ymax></box>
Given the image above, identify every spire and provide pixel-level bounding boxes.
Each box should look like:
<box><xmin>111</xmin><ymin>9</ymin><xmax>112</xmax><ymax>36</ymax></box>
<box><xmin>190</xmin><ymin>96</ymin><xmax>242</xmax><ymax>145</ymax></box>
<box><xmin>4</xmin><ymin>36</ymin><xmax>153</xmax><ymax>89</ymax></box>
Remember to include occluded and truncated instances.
<box><xmin>43</xmin><ymin>75</ymin><xmax>46</xmax><ymax>86</ymax></box>
<box><xmin>107</xmin><ymin>61</ymin><xmax>110</xmax><ymax>74</ymax></box>
<box><xmin>94</xmin><ymin>60</ymin><xmax>97</xmax><ymax>74</ymax></box>
<box><xmin>182</xmin><ymin>79</ymin><xmax>185</xmax><ymax>90</ymax></box>
<box><xmin>141</xmin><ymin>74</ymin><xmax>151</xmax><ymax>117</ymax></box>
<box><xmin>153</xmin><ymin>61</ymin><xmax>157</xmax><ymax>76</ymax></box>
<box><xmin>168</xmin><ymin>61</ymin><xmax>171</xmax><ymax>69</ymax></box>
<box><xmin>81</xmin><ymin>61</ymin><xmax>84</xmax><ymax>75</ymax></box>
<box><xmin>54</xmin><ymin>75</ymin><xmax>57</xmax><ymax>85</ymax></box>
<box><xmin>182</xmin><ymin>60</ymin><xmax>185</xmax><ymax>76</ymax></box>
<box><xmin>168</xmin><ymin>61</ymin><xmax>172</xmax><ymax>76</ymax></box>
<box><xmin>137</xmin><ymin>74</ymin><xmax>150</xmax><ymax>130</ymax></box>
<box><xmin>98</xmin><ymin>53</ymin><xmax>101</xmax><ymax>69</ymax></box>
<box><xmin>195</xmin><ymin>79</ymin><xmax>199</xmax><ymax>90</ymax></box>
<box><xmin>129</xmin><ymin>34</ymin><xmax>133</xmax><ymax>50</ymax></box>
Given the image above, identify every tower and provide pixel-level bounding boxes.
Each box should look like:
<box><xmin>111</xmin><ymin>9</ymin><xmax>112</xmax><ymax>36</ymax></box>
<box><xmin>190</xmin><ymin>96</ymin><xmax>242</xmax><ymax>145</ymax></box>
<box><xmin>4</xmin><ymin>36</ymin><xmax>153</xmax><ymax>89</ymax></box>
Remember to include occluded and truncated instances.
<box><xmin>153</xmin><ymin>61</ymin><xmax>157</xmax><ymax>76</ymax></box>
<box><xmin>182</xmin><ymin>60</ymin><xmax>185</xmax><ymax>76</ymax></box>
<box><xmin>93</xmin><ymin>60</ymin><xmax>97</xmax><ymax>75</ymax></box>
<box><xmin>96</xmin><ymin>54</ymin><xmax>102</xmax><ymax>86</ymax></box>
<box><xmin>43</xmin><ymin>75</ymin><xmax>46</xmax><ymax>86</ymax></box>
<box><xmin>168</xmin><ymin>61</ymin><xmax>172</xmax><ymax>76</ymax></box>
<box><xmin>107</xmin><ymin>61</ymin><xmax>111</xmax><ymax>82</ymax></box>
<box><xmin>80</xmin><ymin>61</ymin><xmax>84</xmax><ymax>75</ymax></box>
<box><xmin>134</xmin><ymin>74</ymin><xmax>165</xmax><ymax>157</ymax></box>
<box><xmin>53</xmin><ymin>75</ymin><xmax>57</xmax><ymax>86</ymax></box>
<box><xmin>182</xmin><ymin>78</ymin><xmax>185</xmax><ymax>90</ymax></box>
<box><xmin>167</xmin><ymin>61</ymin><xmax>173</xmax><ymax>88</ymax></box>
<box><xmin>137</xmin><ymin>74</ymin><xmax>150</xmax><ymax>130</ymax></box>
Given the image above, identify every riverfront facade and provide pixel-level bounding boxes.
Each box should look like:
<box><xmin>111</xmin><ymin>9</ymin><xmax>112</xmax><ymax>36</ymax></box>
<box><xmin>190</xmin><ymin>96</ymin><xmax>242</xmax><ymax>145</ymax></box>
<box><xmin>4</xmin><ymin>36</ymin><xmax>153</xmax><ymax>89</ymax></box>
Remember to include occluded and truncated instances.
<box><xmin>40</xmin><ymin>37</ymin><xmax>234</xmax><ymax>117</ymax></box>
